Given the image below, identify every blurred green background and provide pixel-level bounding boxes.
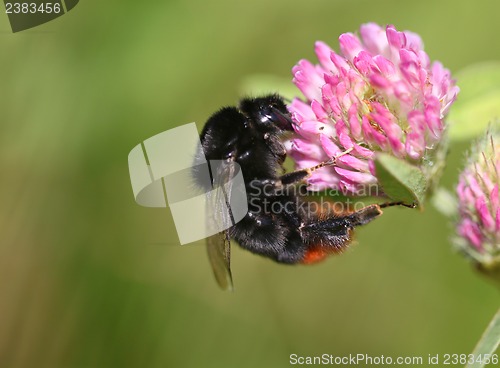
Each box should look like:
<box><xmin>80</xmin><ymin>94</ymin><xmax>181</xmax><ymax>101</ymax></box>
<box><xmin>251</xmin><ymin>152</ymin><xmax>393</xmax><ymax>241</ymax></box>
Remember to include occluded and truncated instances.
<box><xmin>0</xmin><ymin>1</ymin><xmax>499</xmax><ymax>367</ymax></box>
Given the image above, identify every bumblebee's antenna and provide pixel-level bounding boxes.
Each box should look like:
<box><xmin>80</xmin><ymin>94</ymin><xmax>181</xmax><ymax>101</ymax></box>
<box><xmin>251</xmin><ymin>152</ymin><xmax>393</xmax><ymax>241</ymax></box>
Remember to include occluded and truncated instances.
<box><xmin>379</xmin><ymin>201</ymin><xmax>417</xmax><ymax>209</ymax></box>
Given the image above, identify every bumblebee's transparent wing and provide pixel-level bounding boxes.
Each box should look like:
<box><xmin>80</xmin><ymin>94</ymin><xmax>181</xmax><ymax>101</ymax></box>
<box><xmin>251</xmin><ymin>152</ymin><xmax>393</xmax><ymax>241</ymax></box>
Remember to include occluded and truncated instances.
<box><xmin>206</xmin><ymin>231</ymin><xmax>232</xmax><ymax>290</ymax></box>
<box><xmin>205</xmin><ymin>159</ymin><xmax>236</xmax><ymax>291</ymax></box>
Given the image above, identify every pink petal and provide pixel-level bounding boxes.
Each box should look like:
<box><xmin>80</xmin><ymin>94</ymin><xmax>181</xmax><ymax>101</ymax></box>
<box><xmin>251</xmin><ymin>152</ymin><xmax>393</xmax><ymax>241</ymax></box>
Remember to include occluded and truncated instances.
<box><xmin>430</xmin><ymin>61</ymin><xmax>447</xmax><ymax>97</ymax></box>
<box><xmin>496</xmin><ymin>207</ymin><xmax>500</xmax><ymax>232</ymax></box>
<box><xmin>347</xmin><ymin>104</ymin><xmax>362</xmax><ymax>140</ymax></box>
<box><xmin>292</xmin><ymin>138</ymin><xmax>325</xmax><ymax>161</ymax></box>
<box><xmin>368</xmin><ymin>160</ymin><xmax>376</xmax><ymax>175</ymax></box>
<box><xmin>361</xmin><ymin>115</ymin><xmax>388</xmax><ymax>149</ymax></box>
<box><xmin>370</xmin><ymin>102</ymin><xmax>404</xmax><ymax>156</ymax></box>
<box><xmin>320</xmin><ymin>134</ymin><xmax>341</xmax><ymax>156</ymax></box>
<box><xmin>392</xmin><ymin>80</ymin><xmax>413</xmax><ymax>107</ymax></box>
<box><xmin>335</xmin><ymin>167</ymin><xmax>377</xmax><ymax>184</ymax></box>
<box><xmin>404</xmin><ymin>30</ymin><xmax>424</xmax><ymax>51</ymax></box>
<box><xmin>360</xmin><ymin>22</ymin><xmax>388</xmax><ymax>56</ymax></box>
<box><xmin>467</xmin><ymin>176</ymin><xmax>484</xmax><ymax>199</ymax></box>
<box><xmin>456</xmin><ymin>180</ymin><xmax>468</xmax><ymax>203</ymax></box>
<box><xmin>386</xmin><ymin>25</ymin><xmax>406</xmax><ymax>49</ymax></box>
<box><xmin>441</xmin><ymin>86</ymin><xmax>459</xmax><ymax>116</ymax></box>
<box><xmin>475</xmin><ymin>196</ymin><xmax>496</xmax><ymax>232</ymax></box>
<box><xmin>295</xmin><ymin>120</ymin><xmax>335</xmax><ymax>139</ymax></box>
<box><xmin>352</xmin><ymin>143</ymin><xmax>374</xmax><ymax>159</ymax></box>
<box><xmin>399</xmin><ymin>49</ymin><xmax>421</xmax><ymax>87</ymax></box>
<box><xmin>339</xmin><ymin>177</ymin><xmax>369</xmax><ymax>195</ymax></box>
<box><xmin>490</xmin><ymin>185</ymin><xmax>499</xmax><ymax>215</ymax></box>
<box><xmin>370</xmin><ymin>73</ymin><xmax>391</xmax><ymax>89</ymax></box>
<box><xmin>330</xmin><ymin>51</ymin><xmax>349</xmax><ymax>73</ymax></box>
<box><xmin>315</xmin><ymin>41</ymin><xmax>337</xmax><ymax>73</ymax></box>
<box><xmin>405</xmin><ymin>110</ymin><xmax>426</xmax><ymax>159</ymax></box>
<box><xmin>339</xmin><ymin>132</ymin><xmax>354</xmax><ymax>150</ymax></box>
<box><xmin>353</xmin><ymin>51</ymin><xmax>374</xmax><ymax>76</ymax></box>
<box><xmin>335</xmin><ymin>119</ymin><xmax>349</xmax><ymax>137</ymax></box>
<box><xmin>339</xmin><ymin>32</ymin><xmax>364</xmax><ymax>61</ymax></box>
<box><xmin>458</xmin><ymin>219</ymin><xmax>483</xmax><ymax>250</ymax></box>
<box><xmin>337</xmin><ymin>154</ymin><xmax>370</xmax><ymax>172</ymax></box>
<box><xmin>373</xmin><ymin>55</ymin><xmax>397</xmax><ymax>78</ymax></box>
<box><xmin>311</xmin><ymin>99</ymin><xmax>329</xmax><ymax>122</ymax></box>
<box><xmin>307</xmin><ymin>168</ymin><xmax>341</xmax><ymax>191</ymax></box>
<box><xmin>321</xmin><ymin>84</ymin><xmax>341</xmax><ymax>118</ymax></box>
<box><xmin>288</xmin><ymin>98</ymin><xmax>316</xmax><ymax>122</ymax></box>
<box><xmin>292</xmin><ymin>59</ymin><xmax>324</xmax><ymax>101</ymax></box>
<box><xmin>457</xmin><ymin>174</ymin><xmax>476</xmax><ymax>206</ymax></box>
<box><xmin>424</xmin><ymin>95</ymin><xmax>442</xmax><ymax>140</ymax></box>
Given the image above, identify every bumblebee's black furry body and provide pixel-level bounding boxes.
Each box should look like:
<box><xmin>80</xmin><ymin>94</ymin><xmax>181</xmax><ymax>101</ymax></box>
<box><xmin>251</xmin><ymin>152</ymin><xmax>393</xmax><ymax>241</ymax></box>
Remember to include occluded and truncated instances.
<box><xmin>199</xmin><ymin>95</ymin><xmax>381</xmax><ymax>264</ymax></box>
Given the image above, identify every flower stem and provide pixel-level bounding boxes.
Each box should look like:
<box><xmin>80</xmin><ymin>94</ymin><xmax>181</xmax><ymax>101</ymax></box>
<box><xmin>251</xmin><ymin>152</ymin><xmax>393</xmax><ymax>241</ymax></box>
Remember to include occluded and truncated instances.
<box><xmin>465</xmin><ymin>308</ymin><xmax>500</xmax><ymax>368</ymax></box>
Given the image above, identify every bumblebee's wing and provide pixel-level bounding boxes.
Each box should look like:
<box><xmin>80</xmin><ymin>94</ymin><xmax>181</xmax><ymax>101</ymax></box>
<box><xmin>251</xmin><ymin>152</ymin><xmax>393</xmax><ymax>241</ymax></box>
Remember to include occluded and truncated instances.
<box><xmin>206</xmin><ymin>231</ymin><xmax>232</xmax><ymax>290</ymax></box>
<box><xmin>205</xmin><ymin>159</ymin><xmax>236</xmax><ymax>291</ymax></box>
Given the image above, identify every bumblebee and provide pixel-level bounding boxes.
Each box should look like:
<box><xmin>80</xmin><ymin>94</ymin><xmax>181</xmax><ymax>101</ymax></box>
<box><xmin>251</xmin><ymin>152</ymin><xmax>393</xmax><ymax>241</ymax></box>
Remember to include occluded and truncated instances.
<box><xmin>198</xmin><ymin>94</ymin><xmax>386</xmax><ymax>290</ymax></box>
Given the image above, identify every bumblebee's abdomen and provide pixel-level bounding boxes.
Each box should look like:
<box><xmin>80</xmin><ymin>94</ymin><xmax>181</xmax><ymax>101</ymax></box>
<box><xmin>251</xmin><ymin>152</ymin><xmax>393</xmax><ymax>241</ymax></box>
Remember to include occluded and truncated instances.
<box><xmin>230</xmin><ymin>191</ymin><xmax>308</xmax><ymax>264</ymax></box>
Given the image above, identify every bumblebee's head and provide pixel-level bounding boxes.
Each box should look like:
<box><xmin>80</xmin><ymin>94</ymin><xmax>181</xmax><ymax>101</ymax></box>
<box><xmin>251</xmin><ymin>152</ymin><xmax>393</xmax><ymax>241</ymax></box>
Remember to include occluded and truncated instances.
<box><xmin>200</xmin><ymin>106</ymin><xmax>247</xmax><ymax>160</ymax></box>
<box><xmin>239</xmin><ymin>94</ymin><xmax>294</xmax><ymax>132</ymax></box>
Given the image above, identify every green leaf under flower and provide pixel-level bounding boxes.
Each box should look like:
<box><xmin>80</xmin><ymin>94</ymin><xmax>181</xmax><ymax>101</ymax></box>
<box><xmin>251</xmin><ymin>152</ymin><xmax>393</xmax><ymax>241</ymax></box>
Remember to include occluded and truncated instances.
<box><xmin>448</xmin><ymin>62</ymin><xmax>500</xmax><ymax>141</ymax></box>
<box><xmin>374</xmin><ymin>153</ymin><xmax>427</xmax><ymax>208</ymax></box>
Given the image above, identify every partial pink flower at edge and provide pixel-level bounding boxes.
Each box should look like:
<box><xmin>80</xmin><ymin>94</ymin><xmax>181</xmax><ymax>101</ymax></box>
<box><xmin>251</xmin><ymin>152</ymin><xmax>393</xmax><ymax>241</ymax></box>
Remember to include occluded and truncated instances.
<box><xmin>456</xmin><ymin>128</ymin><xmax>500</xmax><ymax>263</ymax></box>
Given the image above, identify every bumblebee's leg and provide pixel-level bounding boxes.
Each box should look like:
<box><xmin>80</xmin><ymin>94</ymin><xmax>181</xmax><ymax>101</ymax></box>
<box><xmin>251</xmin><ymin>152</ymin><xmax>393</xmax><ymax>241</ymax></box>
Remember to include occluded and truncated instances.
<box><xmin>379</xmin><ymin>201</ymin><xmax>417</xmax><ymax>209</ymax></box>
<box><xmin>298</xmin><ymin>204</ymin><xmax>382</xmax><ymax>263</ymax></box>
<box><xmin>280</xmin><ymin>148</ymin><xmax>353</xmax><ymax>186</ymax></box>
<box><xmin>280</xmin><ymin>160</ymin><xmax>333</xmax><ymax>185</ymax></box>
<box><xmin>247</xmin><ymin>148</ymin><xmax>354</xmax><ymax>195</ymax></box>
<box><xmin>247</xmin><ymin>153</ymin><xmax>349</xmax><ymax>197</ymax></box>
